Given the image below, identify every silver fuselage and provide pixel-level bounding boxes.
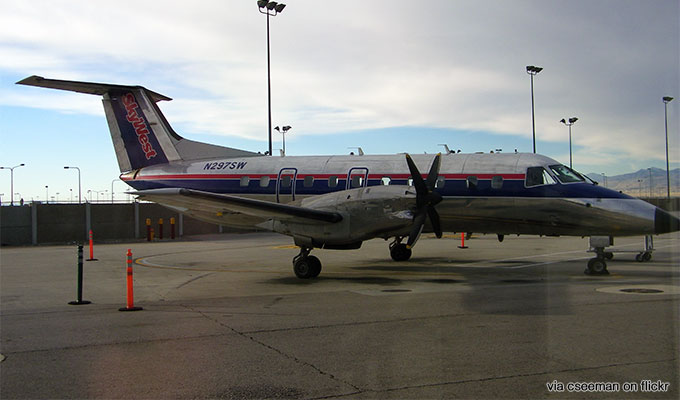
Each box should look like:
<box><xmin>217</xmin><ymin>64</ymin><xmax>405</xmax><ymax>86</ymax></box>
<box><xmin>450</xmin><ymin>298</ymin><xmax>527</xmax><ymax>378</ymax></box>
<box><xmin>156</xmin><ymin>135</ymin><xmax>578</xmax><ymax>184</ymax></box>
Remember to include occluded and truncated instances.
<box><xmin>122</xmin><ymin>152</ymin><xmax>664</xmax><ymax>239</ymax></box>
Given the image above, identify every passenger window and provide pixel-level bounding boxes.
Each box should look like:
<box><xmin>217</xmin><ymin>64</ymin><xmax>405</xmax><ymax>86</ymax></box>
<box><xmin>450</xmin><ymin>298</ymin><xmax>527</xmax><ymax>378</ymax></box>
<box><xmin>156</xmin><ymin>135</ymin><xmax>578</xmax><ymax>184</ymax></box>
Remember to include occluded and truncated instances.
<box><xmin>525</xmin><ymin>167</ymin><xmax>556</xmax><ymax>187</ymax></box>
<box><xmin>351</xmin><ymin>175</ymin><xmax>363</xmax><ymax>188</ymax></box>
<box><xmin>304</xmin><ymin>176</ymin><xmax>314</xmax><ymax>188</ymax></box>
<box><xmin>281</xmin><ymin>176</ymin><xmax>292</xmax><ymax>188</ymax></box>
<box><xmin>466</xmin><ymin>176</ymin><xmax>478</xmax><ymax>189</ymax></box>
<box><xmin>381</xmin><ymin>176</ymin><xmax>391</xmax><ymax>185</ymax></box>
<box><xmin>328</xmin><ymin>176</ymin><xmax>338</xmax><ymax>188</ymax></box>
<box><xmin>435</xmin><ymin>176</ymin><xmax>446</xmax><ymax>189</ymax></box>
<box><xmin>240</xmin><ymin>176</ymin><xmax>250</xmax><ymax>187</ymax></box>
<box><xmin>491</xmin><ymin>176</ymin><xmax>503</xmax><ymax>189</ymax></box>
<box><xmin>259</xmin><ymin>176</ymin><xmax>270</xmax><ymax>188</ymax></box>
<box><xmin>407</xmin><ymin>177</ymin><xmax>414</xmax><ymax>186</ymax></box>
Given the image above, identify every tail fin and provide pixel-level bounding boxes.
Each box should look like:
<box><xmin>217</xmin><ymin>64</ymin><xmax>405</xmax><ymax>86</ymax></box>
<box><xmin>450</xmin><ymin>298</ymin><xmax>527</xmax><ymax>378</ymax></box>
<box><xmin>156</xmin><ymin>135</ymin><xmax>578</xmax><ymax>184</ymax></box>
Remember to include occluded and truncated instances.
<box><xmin>17</xmin><ymin>76</ymin><xmax>260</xmax><ymax>172</ymax></box>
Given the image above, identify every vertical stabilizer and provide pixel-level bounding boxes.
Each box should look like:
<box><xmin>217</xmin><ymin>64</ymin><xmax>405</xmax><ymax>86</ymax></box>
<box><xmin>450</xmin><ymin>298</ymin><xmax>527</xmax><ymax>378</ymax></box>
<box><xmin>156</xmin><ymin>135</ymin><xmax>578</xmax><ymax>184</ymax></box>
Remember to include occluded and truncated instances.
<box><xmin>16</xmin><ymin>76</ymin><xmax>261</xmax><ymax>172</ymax></box>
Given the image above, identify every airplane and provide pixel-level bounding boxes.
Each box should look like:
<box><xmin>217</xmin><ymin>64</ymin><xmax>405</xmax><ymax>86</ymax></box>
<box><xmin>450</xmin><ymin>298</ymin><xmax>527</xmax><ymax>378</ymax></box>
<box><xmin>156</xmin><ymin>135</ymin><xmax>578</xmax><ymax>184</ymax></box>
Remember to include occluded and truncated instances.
<box><xmin>17</xmin><ymin>75</ymin><xmax>680</xmax><ymax>278</ymax></box>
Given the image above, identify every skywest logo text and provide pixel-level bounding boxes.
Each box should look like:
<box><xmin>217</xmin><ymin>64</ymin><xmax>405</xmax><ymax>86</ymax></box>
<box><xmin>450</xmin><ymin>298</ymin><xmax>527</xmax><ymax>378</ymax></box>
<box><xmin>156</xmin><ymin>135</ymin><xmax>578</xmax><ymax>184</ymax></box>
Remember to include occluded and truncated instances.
<box><xmin>122</xmin><ymin>93</ymin><xmax>158</xmax><ymax>160</ymax></box>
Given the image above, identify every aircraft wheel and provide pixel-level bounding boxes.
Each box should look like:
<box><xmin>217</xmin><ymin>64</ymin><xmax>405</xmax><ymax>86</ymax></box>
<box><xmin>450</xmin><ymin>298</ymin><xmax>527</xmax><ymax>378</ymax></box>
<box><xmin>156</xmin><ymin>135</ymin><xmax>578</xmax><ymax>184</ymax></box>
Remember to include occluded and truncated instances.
<box><xmin>390</xmin><ymin>243</ymin><xmax>412</xmax><ymax>261</ymax></box>
<box><xmin>294</xmin><ymin>256</ymin><xmax>321</xmax><ymax>279</ymax></box>
<box><xmin>635</xmin><ymin>253</ymin><xmax>644</xmax><ymax>262</ymax></box>
<box><xmin>308</xmin><ymin>256</ymin><xmax>322</xmax><ymax>278</ymax></box>
<box><xmin>586</xmin><ymin>258</ymin><xmax>608</xmax><ymax>275</ymax></box>
<box><xmin>642</xmin><ymin>252</ymin><xmax>652</xmax><ymax>262</ymax></box>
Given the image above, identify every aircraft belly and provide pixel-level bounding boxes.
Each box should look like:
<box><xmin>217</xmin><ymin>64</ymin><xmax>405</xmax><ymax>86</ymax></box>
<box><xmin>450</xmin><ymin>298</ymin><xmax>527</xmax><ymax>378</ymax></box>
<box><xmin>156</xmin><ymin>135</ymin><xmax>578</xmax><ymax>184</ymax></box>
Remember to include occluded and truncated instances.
<box><xmin>436</xmin><ymin>197</ymin><xmax>656</xmax><ymax>236</ymax></box>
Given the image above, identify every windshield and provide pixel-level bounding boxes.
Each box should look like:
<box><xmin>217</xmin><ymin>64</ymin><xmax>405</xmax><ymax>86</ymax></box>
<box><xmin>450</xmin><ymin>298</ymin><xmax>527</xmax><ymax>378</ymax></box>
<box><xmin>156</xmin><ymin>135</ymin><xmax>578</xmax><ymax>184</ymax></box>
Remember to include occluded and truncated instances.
<box><xmin>549</xmin><ymin>164</ymin><xmax>585</xmax><ymax>183</ymax></box>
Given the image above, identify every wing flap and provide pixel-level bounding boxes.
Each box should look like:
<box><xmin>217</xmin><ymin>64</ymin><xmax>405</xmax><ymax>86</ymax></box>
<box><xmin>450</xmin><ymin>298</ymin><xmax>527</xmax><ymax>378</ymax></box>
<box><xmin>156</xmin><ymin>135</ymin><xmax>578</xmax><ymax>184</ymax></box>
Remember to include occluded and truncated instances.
<box><xmin>133</xmin><ymin>188</ymin><xmax>343</xmax><ymax>224</ymax></box>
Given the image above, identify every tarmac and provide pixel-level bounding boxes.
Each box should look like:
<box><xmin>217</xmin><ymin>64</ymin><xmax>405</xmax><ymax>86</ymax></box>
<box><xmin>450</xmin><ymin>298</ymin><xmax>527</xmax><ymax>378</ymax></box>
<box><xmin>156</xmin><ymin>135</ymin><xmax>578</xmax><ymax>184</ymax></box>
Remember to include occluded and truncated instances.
<box><xmin>1</xmin><ymin>231</ymin><xmax>678</xmax><ymax>399</ymax></box>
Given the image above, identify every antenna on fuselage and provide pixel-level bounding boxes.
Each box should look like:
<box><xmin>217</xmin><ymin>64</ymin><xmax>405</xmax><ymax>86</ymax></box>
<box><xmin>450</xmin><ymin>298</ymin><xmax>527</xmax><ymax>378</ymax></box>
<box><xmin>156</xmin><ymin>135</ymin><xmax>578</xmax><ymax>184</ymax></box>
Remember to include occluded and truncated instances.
<box><xmin>438</xmin><ymin>144</ymin><xmax>454</xmax><ymax>154</ymax></box>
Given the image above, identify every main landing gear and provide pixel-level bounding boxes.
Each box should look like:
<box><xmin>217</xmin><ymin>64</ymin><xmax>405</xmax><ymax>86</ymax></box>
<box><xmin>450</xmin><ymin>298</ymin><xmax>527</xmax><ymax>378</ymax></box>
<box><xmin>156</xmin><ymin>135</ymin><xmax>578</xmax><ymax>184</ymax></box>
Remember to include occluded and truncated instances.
<box><xmin>586</xmin><ymin>236</ymin><xmax>612</xmax><ymax>275</ymax></box>
<box><xmin>292</xmin><ymin>247</ymin><xmax>322</xmax><ymax>279</ymax></box>
<box><xmin>389</xmin><ymin>237</ymin><xmax>412</xmax><ymax>261</ymax></box>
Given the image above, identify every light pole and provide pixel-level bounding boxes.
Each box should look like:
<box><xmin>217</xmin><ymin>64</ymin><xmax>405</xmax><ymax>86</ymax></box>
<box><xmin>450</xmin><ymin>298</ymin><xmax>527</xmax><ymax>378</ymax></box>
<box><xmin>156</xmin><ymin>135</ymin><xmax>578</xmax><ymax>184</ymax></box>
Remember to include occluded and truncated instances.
<box><xmin>663</xmin><ymin>96</ymin><xmax>673</xmax><ymax>198</ymax></box>
<box><xmin>560</xmin><ymin>117</ymin><xmax>578</xmax><ymax>169</ymax></box>
<box><xmin>0</xmin><ymin>163</ymin><xmax>25</xmax><ymax>206</ymax></box>
<box><xmin>45</xmin><ymin>185</ymin><xmax>49</xmax><ymax>204</ymax></box>
<box><xmin>274</xmin><ymin>125</ymin><xmax>292</xmax><ymax>156</ymax></box>
<box><xmin>526</xmin><ymin>65</ymin><xmax>543</xmax><ymax>153</ymax></box>
<box><xmin>637</xmin><ymin>179</ymin><xmax>643</xmax><ymax>197</ymax></box>
<box><xmin>648</xmin><ymin>168</ymin><xmax>653</xmax><ymax>197</ymax></box>
<box><xmin>64</xmin><ymin>166</ymin><xmax>82</xmax><ymax>203</ymax></box>
<box><xmin>258</xmin><ymin>0</ymin><xmax>287</xmax><ymax>157</ymax></box>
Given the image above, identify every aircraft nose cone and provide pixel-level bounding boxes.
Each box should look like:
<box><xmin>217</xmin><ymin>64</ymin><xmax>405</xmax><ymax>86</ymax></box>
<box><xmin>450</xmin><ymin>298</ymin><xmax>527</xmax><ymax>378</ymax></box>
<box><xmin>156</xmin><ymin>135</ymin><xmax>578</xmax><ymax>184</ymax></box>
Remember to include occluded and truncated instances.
<box><xmin>655</xmin><ymin>208</ymin><xmax>680</xmax><ymax>234</ymax></box>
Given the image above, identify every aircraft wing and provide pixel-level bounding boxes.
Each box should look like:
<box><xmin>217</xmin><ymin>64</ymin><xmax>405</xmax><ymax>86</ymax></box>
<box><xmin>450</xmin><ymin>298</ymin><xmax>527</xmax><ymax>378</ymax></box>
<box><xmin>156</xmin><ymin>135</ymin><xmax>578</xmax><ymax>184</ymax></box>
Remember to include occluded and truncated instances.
<box><xmin>132</xmin><ymin>188</ymin><xmax>343</xmax><ymax>224</ymax></box>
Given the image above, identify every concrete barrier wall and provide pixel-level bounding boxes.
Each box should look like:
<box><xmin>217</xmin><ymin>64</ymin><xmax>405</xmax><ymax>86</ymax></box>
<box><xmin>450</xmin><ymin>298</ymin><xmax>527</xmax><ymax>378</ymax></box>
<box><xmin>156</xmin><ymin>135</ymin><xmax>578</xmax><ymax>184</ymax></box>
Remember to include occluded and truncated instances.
<box><xmin>0</xmin><ymin>205</ymin><xmax>32</xmax><ymax>246</ymax></box>
<box><xmin>0</xmin><ymin>202</ymin><xmax>255</xmax><ymax>246</ymax></box>
<box><xmin>1</xmin><ymin>197</ymin><xmax>678</xmax><ymax>246</ymax></box>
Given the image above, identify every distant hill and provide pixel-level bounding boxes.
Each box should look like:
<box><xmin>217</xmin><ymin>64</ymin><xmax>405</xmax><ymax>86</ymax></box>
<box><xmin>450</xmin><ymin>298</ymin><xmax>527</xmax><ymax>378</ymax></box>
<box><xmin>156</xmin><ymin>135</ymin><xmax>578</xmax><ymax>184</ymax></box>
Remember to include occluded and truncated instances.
<box><xmin>586</xmin><ymin>168</ymin><xmax>680</xmax><ymax>197</ymax></box>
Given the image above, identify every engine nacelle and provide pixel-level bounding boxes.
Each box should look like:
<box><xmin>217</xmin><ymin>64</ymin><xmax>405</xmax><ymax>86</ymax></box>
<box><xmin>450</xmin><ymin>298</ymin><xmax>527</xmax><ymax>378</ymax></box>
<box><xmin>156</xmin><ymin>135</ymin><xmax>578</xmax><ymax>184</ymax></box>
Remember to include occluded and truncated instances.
<box><xmin>272</xmin><ymin>185</ymin><xmax>416</xmax><ymax>248</ymax></box>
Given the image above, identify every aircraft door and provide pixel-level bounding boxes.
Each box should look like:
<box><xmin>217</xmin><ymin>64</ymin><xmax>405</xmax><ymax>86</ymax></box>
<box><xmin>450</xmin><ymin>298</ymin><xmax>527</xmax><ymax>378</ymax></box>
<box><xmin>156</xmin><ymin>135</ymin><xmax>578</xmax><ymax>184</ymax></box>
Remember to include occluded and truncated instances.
<box><xmin>346</xmin><ymin>167</ymin><xmax>369</xmax><ymax>190</ymax></box>
<box><xmin>277</xmin><ymin>168</ymin><xmax>298</xmax><ymax>203</ymax></box>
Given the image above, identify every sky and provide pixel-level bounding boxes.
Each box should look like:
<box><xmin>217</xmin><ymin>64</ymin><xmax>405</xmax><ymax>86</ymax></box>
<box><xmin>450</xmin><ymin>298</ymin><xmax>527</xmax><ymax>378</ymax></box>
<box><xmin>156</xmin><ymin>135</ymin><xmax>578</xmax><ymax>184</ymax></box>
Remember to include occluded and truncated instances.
<box><xmin>0</xmin><ymin>0</ymin><xmax>678</xmax><ymax>203</ymax></box>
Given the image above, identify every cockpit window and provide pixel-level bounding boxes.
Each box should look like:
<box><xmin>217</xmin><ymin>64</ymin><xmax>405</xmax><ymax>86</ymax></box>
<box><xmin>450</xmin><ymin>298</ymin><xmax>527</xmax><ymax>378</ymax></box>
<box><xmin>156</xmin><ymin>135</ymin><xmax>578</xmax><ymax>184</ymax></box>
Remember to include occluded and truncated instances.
<box><xmin>549</xmin><ymin>165</ymin><xmax>585</xmax><ymax>184</ymax></box>
<box><xmin>525</xmin><ymin>167</ymin><xmax>557</xmax><ymax>187</ymax></box>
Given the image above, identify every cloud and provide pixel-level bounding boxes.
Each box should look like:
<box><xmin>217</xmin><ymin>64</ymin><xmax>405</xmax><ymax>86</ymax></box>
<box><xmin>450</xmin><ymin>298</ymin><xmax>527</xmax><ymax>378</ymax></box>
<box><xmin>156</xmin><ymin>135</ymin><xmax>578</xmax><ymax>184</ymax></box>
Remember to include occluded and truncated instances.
<box><xmin>1</xmin><ymin>0</ymin><xmax>677</xmax><ymax>166</ymax></box>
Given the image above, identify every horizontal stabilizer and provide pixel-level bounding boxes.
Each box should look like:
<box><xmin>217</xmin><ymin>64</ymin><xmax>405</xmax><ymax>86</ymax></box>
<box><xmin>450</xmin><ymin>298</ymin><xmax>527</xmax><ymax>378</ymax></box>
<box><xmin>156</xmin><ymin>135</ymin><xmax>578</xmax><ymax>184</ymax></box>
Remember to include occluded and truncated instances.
<box><xmin>17</xmin><ymin>75</ymin><xmax>171</xmax><ymax>102</ymax></box>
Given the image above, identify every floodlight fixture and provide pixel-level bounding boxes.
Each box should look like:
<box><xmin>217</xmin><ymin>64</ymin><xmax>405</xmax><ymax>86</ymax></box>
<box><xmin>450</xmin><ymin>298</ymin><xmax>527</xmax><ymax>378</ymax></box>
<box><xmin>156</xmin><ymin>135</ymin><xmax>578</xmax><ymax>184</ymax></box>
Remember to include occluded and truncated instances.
<box><xmin>64</xmin><ymin>165</ymin><xmax>82</xmax><ymax>203</ymax></box>
<box><xmin>560</xmin><ymin>116</ymin><xmax>578</xmax><ymax>169</ymax></box>
<box><xmin>526</xmin><ymin>65</ymin><xmax>543</xmax><ymax>153</ymax></box>
<box><xmin>0</xmin><ymin>163</ymin><xmax>25</xmax><ymax>206</ymax></box>
<box><xmin>257</xmin><ymin>0</ymin><xmax>287</xmax><ymax>156</ymax></box>
<box><xmin>663</xmin><ymin>96</ymin><xmax>674</xmax><ymax>198</ymax></box>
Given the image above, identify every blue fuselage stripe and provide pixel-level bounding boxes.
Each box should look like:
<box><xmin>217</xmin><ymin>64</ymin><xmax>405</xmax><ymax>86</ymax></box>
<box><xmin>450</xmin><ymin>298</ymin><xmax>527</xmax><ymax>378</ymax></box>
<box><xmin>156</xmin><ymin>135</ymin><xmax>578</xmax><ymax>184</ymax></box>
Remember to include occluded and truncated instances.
<box><xmin>125</xmin><ymin>177</ymin><xmax>631</xmax><ymax>199</ymax></box>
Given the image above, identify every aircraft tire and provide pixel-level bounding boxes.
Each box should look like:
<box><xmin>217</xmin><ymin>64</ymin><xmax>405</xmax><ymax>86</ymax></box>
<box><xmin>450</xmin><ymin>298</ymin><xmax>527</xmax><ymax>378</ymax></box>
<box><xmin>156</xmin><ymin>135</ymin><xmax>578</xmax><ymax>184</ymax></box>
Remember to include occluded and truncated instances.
<box><xmin>586</xmin><ymin>258</ymin><xmax>608</xmax><ymax>275</ymax></box>
<box><xmin>390</xmin><ymin>243</ymin><xmax>412</xmax><ymax>262</ymax></box>
<box><xmin>294</xmin><ymin>256</ymin><xmax>321</xmax><ymax>279</ymax></box>
<box><xmin>309</xmin><ymin>256</ymin><xmax>322</xmax><ymax>278</ymax></box>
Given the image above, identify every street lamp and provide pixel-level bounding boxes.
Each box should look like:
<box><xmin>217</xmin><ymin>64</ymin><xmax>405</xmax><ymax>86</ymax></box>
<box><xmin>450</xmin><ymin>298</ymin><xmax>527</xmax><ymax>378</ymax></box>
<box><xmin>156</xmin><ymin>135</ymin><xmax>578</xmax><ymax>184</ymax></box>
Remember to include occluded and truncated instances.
<box><xmin>637</xmin><ymin>179</ymin><xmax>643</xmax><ymax>198</ymax></box>
<box><xmin>45</xmin><ymin>185</ymin><xmax>49</xmax><ymax>204</ymax></box>
<box><xmin>64</xmin><ymin>166</ymin><xmax>82</xmax><ymax>203</ymax></box>
<box><xmin>663</xmin><ymin>96</ymin><xmax>673</xmax><ymax>198</ymax></box>
<box><xmin>258</xmin><ymin>0</ymin><xmax>287</xmax><ymax>157</ymax></box>
<box><xmin>274</xmin><ymin>125</ymin><xmax>292</xmax><ymax>156</ymax></box>
<box><xmin>560</xmin><ymin>117</ymin><xmax>578</xmax><ymax>169</ymax></box>
<box><xmin>0</xmin><ymin>163</ymin><xmax>25</xmax><ymax>206</ymax></box>
<box><xmin>526</xmin><ymin>65</ymin><xmax>543</xmax><ymax>153</ymax></box>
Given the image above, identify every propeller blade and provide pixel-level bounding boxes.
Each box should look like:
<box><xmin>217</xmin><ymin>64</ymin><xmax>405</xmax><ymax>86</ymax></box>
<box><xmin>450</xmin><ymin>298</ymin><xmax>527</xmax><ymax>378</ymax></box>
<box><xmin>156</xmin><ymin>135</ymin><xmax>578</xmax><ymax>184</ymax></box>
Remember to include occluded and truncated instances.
<box><xmin>425</xmin><ymin>153</ymin><xmax>441</xmax><ymax>190</ymax></box>
<box><xmin>406</xmin><ymin>212</ymin><xmax>426</xmax><ymax>248</ymax></box>
<box><xmin>427</xmin><ymin>205</ymin><xmax>442</xmax><ymax>238</ymax></box>
<box><xmin>405</xmin><ymin>154</ymin><xmax>428</xmax><ymax>196</ymax></box>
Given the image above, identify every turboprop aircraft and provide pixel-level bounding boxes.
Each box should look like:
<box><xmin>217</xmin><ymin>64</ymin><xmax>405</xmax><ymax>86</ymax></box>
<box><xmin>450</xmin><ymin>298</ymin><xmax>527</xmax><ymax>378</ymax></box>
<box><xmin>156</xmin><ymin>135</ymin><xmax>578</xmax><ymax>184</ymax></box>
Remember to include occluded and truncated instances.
<box><xmin>17</xmin><ymin>76</ymin><xmax>680</xmax><ymax>278</ymax></box>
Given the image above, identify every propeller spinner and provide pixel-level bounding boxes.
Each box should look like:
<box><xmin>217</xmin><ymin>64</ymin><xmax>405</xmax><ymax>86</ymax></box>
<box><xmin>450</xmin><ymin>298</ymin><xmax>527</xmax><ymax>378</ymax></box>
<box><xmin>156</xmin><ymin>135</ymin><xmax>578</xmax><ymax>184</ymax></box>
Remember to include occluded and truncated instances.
<box><xmin>404</xmin><ymin>153</ymin><xmax>443</xmax><ymax>248</ymax></box>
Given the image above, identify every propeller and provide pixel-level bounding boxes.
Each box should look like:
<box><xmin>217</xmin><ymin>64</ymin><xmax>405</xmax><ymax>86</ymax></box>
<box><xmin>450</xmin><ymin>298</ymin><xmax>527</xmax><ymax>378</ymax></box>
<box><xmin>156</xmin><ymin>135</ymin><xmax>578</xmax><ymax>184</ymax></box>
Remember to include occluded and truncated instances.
<box><xmin>405</xmin><ymin>153</ymin><xmax>443</xmax><ymax>248</ymax></box>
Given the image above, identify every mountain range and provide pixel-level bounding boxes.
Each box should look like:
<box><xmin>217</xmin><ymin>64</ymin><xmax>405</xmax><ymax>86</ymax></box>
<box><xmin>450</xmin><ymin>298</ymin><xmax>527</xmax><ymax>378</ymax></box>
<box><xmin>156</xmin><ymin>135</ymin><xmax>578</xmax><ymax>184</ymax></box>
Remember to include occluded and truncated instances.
<box><xmin>586</xmin><ymin>168</ymin><xmax>680</xmax><ymax>197</ymax></box>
